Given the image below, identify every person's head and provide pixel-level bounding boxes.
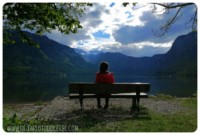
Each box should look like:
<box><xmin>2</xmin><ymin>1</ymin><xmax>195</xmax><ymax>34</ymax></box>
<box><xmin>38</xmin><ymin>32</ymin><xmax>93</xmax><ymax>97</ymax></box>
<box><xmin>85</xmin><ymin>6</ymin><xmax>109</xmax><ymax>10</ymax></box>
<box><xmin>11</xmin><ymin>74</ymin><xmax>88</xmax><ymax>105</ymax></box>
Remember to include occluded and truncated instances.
<box><xmin>99</xmin><ymin>62</ymin><xmax>109</xmax><ymax>73</ymax></box>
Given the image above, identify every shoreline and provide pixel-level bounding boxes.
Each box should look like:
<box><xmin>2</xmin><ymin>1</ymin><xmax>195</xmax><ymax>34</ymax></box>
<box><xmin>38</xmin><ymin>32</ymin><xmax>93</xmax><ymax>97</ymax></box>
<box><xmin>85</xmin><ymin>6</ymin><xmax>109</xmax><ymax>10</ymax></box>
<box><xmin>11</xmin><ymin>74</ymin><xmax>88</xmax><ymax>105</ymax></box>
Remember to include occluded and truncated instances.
<box><xmin>3</xmin><ymin>94</ymin><xmax>196</xmax><ymax>119</ymax></box>
<box><xmin>3</xmin><ymin>93</ymin><xmax>197</xmax><ymax>105</ymax></box>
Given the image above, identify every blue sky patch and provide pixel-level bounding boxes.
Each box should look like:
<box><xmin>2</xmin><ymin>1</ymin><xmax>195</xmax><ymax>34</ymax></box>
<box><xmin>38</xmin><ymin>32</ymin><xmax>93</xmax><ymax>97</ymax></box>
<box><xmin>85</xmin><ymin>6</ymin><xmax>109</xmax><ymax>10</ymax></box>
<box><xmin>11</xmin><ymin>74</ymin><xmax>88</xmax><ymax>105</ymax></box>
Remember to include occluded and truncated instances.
<box><xmin>93</xmin><ymin>30</ymin><xmax>110</xmax><ymax>39</ymax></box>
<box><xmin>125</xmin><ymin>11</ymin><xmax>134</xmax><ymax>18</ymax></box>
<box><xmin>77</xmin><ymin>40</ymin><xmax>89</xmax><ymax>46</ymax></box>
<box><xmin>109</xmin><ymin>2</ymin><xmax>115</xmax><ymax>7</ymax></box>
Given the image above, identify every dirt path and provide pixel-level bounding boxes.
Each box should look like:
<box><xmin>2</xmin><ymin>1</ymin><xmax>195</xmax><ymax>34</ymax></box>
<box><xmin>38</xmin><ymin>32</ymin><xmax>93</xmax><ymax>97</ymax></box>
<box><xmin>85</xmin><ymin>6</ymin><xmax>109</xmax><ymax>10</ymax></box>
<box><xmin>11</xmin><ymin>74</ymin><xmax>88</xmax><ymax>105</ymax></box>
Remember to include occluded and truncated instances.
<box><xmin>3</xmin><ymin>96</ymin><xmax>187</xmax><ymax>121</ymax></box>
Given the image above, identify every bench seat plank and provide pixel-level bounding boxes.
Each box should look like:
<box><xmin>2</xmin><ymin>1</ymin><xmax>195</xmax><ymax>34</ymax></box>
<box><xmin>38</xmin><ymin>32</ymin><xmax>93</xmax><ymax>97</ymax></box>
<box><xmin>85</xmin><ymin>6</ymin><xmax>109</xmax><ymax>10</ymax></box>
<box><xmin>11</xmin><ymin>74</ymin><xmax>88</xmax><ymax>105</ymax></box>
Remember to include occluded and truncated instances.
<box><xmin>69</xmin><ymin>83</ymin><xmax>150</xmax><ymax>94</ymax></box>
<box><xmin>69</xmin><ymin>92</ymin><xmax>148</xmax><ymax>99</ymax></box>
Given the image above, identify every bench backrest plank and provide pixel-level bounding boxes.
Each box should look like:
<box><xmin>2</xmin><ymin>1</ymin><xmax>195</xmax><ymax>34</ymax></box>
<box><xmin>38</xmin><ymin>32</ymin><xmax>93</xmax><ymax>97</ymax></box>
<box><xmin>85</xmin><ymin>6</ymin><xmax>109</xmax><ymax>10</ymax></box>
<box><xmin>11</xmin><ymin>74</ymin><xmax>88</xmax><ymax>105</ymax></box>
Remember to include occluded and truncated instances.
<box><xmin>69</xmin><ymin>83</ymin><xmax>150</xmax><ymax>94</ymax></box>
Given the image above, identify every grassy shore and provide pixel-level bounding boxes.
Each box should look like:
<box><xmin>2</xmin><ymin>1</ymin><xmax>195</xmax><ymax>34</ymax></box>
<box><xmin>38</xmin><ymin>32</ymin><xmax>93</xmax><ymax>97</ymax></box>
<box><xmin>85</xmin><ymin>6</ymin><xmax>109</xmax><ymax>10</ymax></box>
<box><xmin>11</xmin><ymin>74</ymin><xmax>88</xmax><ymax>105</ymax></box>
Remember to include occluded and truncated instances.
<box><xmin>3</xmin><ymin>95</ymin><xmax>197</xmax><ymax>132</ymax></box>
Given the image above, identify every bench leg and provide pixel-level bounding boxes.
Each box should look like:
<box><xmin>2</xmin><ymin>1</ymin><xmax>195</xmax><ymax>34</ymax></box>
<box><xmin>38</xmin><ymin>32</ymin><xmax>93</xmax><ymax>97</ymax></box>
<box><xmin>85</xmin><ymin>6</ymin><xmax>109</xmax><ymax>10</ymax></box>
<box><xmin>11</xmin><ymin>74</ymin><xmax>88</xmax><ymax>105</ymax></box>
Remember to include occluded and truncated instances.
<box><xmin>79</xmin><ymin>97</ymin><xmax>83</xmax><ymax>110</ymax></box>
<box><xmin>132</xmin><ymin>97</ymin><xmax>140</xmax><ymax>112</ymax></box>
<box><xmin>132</xmin><ymin>98</ymin><xmax>137</xmax><ymax>110</ymax></box>
<box><xmin>136</xmin><ymin>97</ymin><xmax>140</xmax><ymax>111</ymax></box>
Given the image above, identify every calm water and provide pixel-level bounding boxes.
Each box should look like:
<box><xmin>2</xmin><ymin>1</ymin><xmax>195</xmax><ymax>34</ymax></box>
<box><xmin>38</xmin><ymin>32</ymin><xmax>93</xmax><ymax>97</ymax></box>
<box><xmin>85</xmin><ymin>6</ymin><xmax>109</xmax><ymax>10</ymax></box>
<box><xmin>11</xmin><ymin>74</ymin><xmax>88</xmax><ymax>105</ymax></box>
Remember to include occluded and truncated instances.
<box><xmin>69</xmin><ymin>75</ymin><xmax>197</xmax><ymax>97</ymax></box>
<box><xmin>3</xmin><ymin>74</ymin><xmax>197</xmax><ymax>102</ymax></box>
<box><xmin>115</xmin><ymin>75</ymin><xmax>197</xmax><ymax>97</ymax></box>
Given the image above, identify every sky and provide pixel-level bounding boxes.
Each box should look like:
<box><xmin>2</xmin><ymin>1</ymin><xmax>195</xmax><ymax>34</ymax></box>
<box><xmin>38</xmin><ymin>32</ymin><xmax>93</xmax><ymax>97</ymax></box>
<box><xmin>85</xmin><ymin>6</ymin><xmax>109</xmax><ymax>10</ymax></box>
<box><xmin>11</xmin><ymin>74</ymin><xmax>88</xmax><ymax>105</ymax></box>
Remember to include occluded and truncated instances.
<box><xmin>46</xmin><ymin>2</ymin><xmax>197</xmax><ymax>57</ymax></box>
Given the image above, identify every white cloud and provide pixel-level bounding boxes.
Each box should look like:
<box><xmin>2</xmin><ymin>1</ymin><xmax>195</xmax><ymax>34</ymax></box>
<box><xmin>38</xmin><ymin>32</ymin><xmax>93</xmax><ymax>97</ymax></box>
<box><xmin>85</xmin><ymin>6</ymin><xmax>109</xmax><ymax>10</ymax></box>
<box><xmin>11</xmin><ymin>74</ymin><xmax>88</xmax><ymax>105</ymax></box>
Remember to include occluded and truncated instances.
<box><xmin>70</xmin><ymin>37</ymin><xmax>172</xmax><ymax>57</ymax></box>
<box><xmin>105</xmin><ymin>41</ymin><xmax>172</xmax><ymax>57</ymax></box>
<box><xmin>45</xmin><ymin>2</ymin><xmax>196</xmax><ymax>57</ymax></box>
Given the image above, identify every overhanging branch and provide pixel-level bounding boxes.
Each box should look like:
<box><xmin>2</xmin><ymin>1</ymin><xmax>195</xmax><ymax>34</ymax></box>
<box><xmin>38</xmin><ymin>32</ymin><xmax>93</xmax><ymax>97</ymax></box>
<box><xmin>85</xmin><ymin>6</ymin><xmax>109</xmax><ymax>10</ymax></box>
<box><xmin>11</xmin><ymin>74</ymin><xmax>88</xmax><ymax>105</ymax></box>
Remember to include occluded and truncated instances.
<box><xmin>150</xmin><ymin>3</ymin><xmax>194</xmax><ymax>9</ymax></box>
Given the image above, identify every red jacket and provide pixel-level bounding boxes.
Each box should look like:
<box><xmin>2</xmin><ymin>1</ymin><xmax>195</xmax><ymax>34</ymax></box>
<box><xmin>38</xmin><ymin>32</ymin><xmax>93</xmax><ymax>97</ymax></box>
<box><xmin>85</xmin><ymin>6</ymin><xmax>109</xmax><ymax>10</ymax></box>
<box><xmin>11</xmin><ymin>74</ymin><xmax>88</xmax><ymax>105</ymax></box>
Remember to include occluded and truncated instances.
<box><xmin>95</xmin><ymin>72</ymin><xmax>115</xmax><ymax>84</ymax></box>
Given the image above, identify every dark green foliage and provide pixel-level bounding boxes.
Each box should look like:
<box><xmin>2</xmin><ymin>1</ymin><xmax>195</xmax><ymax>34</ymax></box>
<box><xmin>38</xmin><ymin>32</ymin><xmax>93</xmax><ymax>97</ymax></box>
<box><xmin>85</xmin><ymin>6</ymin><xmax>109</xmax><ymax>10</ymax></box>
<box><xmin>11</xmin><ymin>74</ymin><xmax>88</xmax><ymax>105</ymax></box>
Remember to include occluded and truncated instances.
<box><xmin>122</xmin><ymin>2</ymin><xmax>137</xmax><ymax>7</ymax></box>
<box><xmin>3</xmin><ymin>3</ymin><xmax>92</xmax><ymax>46</ymax></box>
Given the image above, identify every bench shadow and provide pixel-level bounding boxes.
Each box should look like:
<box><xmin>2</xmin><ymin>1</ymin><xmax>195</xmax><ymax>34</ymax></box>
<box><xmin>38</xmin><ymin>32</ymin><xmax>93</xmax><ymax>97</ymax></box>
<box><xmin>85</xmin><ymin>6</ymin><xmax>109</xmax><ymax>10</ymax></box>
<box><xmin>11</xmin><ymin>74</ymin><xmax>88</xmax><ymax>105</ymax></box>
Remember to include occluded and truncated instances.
<box><xmin>55</xmin><ymin>106</ymin><xmax>152</xmax><ymax>131</ymax></box>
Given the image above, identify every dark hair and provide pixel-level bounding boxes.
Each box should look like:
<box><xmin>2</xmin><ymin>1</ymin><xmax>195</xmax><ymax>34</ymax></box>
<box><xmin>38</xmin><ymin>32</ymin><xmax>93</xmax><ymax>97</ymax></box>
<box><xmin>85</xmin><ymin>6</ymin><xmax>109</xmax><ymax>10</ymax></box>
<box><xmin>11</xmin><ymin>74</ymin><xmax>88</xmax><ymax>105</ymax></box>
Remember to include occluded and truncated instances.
<box><xmin>99</xmin><ymin>62</ymin><xmax>109</xmax><ymax>73</ymax></box>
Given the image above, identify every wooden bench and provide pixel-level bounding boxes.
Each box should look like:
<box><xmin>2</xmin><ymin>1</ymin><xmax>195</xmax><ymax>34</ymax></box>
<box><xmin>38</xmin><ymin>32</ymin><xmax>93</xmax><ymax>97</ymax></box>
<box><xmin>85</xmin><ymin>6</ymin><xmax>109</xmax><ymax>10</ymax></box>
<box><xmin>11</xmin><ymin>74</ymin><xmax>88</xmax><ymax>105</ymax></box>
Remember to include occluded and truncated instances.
<box><xmin>69</xmin><ymin>82</ymin><xmax>150</xmax><ymax>111</ymax></box>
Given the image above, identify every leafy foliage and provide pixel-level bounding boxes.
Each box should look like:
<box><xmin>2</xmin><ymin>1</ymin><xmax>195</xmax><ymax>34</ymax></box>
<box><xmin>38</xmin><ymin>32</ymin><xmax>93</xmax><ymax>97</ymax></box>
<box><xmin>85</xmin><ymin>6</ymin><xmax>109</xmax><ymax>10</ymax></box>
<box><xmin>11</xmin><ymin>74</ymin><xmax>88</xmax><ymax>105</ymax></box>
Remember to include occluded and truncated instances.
<box><xmin>3</xmin><ymin>114</ymin><xmax>49</xmax><ymax>132</ymax></box>
<box><xmin>3</xmin><ymin>3</ymin><xmax>92</xmax><ymax>46</ymax></box>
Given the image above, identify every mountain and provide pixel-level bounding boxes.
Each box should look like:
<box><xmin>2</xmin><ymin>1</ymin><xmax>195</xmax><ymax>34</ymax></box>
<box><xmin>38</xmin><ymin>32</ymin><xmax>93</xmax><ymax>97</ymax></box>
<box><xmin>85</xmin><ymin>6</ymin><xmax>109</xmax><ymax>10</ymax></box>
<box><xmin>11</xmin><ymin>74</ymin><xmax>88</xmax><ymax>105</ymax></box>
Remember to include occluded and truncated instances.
<box><xmin>89</xmin><ymin>52</ymin><xmax>155</xmax><ymax>75</ymax></box>
<box><xmin>74</xmin><ymin>49</ymin><xmax>102</xmax><ymax>63</ymax></box>
<box><xmin>83</xmin><ymin>32</ymin><xmax>197</xmax><ymax>76</ymax></box>
<box><xmin>152</xmin><ymin>31</ymin><xmax>197</xmax><ymax>76</ymax></box>
<box><xmin>3</xmin><ymin>31</ymin><xmax>94</xmax><ymax>76</ymax></box>
<box><xmin>3</xmin><ymin>30</ymin><xmax>95</xmax><ymax>102</ymax></box>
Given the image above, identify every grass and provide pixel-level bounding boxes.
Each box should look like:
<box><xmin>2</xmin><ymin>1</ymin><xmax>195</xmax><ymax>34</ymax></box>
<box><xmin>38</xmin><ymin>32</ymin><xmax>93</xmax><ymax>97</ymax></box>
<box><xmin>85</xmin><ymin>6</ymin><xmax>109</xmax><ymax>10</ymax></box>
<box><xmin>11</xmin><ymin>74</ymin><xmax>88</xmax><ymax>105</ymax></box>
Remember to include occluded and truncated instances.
<box><xmin>77</xmin><ymin>105</ymin><xmax>197</xmax><ymax>132</ymax></box>
<box><xmin>150</xmin><ymin>94</ymin><xmax>175</xmax><ymax>100</ymax></box>
<box><xmin>3</xmin><ymin>96</ymin><xmax>197</xmax><ymax>132</ymax></box>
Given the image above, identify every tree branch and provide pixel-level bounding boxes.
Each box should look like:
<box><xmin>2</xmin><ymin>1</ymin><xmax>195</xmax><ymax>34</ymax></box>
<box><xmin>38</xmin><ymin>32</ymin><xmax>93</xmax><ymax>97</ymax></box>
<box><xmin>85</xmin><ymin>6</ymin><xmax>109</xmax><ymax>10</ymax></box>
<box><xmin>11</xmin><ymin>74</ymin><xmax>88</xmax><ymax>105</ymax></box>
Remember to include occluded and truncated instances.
<box><xmin>150</xmin><ymin>3</ymin><xmax>194</xmax><ymax>9</ymax></box>
<box><xmin>155</xmin><ymin>7</ymin><xmax>182</xmax><ymax>37</ymax></box>
<box><xmin>151</xmin><ymin>2</ymin><xmax>196</xmax><ymax>37</ymax></box>
<box><xmin>192</xmin><ymin>8</ymin><xmax>197</xmax><ymax>30</ymax></box>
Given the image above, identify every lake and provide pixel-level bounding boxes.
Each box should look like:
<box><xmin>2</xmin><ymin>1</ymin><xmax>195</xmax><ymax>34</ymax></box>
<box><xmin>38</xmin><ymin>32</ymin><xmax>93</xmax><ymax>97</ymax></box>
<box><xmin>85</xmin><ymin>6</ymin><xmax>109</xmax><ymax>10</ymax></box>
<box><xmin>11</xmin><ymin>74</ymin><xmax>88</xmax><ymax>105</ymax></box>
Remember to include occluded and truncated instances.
<box><xmin>115</xmin><ymin>75</ymin><xmax>197</xmax><ymax>97</ymax></box>
<box><xmin>69</xmin><ymin>74</ymin><xmax>197</xmax><ymax>97</ymax></box>
<box><xmin>3</xmin><ymin>74</ymin><xmax>197</xmax><ymax>102</ymax></box>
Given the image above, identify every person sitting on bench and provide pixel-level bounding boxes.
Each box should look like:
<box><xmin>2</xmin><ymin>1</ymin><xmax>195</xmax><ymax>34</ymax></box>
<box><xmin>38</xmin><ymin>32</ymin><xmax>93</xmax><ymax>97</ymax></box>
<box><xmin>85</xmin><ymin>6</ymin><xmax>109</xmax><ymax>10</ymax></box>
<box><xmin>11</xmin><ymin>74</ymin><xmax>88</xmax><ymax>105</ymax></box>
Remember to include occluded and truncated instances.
<box><xmin>95</xmin><ymin>61</ymin><xmax>115</xmax><ymax>109</ymax></box>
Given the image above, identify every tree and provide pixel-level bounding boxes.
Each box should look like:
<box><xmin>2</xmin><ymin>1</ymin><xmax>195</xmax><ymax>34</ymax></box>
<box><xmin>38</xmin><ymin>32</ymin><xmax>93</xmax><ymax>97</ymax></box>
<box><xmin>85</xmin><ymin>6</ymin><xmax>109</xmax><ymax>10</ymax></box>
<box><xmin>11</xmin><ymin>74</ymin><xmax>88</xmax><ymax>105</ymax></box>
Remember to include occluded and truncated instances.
<box><xmin>150</xmin><ymin>3</ymin><xmax>197</xmax><ymax>36</ymax></box>
<box><xmin>3</xmin><ymin>3</ymin><xmax>92</xmax><ymax>47</ymax></box>
<box><xmin>124</xmin><ymin>3</ymin><xmax>197</xmax><ymax>36</ymax></box>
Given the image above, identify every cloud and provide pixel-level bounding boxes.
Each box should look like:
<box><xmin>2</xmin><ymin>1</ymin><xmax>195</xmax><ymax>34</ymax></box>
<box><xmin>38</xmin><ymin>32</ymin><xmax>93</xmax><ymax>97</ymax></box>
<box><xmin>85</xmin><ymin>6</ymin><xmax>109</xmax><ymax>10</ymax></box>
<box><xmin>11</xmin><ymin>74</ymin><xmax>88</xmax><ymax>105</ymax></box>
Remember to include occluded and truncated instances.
<box><xmin>80</xmin><ymin>3</ymin><xmax>104</xmax><ymax>29</ymax></box>
<box><xmin>113</xmin><ymin>4</ymin><xmax>196</xmax><ymax>45</ymax></box>
<box><xmin>45</xmin><ymin>3</ymin><xmax>106</xmax><ymax>46</ymax></box>
<box><xmin>71</xmin><ymin>37</ymin><xmax>172</xmax><ymax>57</ymax></box>
<box><xmin>107</xmin><ymin>42</ymin><xmax>172</xmax><ymax>57</ymax></box>
<box><xmin>45</xmin><ymin>2</ymin><xmax>196</xmax><ymax>57</ymax></box>
<box><xmin>113</xmin><ymin>25</ymin><xmax>153</xmax><ymax>44</ymax></box>
<box><xmin>121</xmin><ymin>42</ymin><xmax>171</xmax><ymax>57</ymax></box>
<box><xmin>45</xmin><ymin>27</ymin><xmax>90</xmax><ymax>46</ymax></box>
<box><xmin>70</xmin><ymin>35</ymin><xmax>117</xmax><ymax>52</ymax></box>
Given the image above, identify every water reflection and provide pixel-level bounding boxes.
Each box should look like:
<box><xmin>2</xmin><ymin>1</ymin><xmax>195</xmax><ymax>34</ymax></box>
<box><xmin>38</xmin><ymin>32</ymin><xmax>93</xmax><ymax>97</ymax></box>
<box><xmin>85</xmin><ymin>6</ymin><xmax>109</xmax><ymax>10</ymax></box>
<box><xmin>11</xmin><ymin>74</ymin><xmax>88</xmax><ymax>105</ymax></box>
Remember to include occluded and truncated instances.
<box><xmin>3</xmin><ymin>75</ymin><xmax>69</xmax><ymax>102</ymax></box>
<box><xmin>115</xmin><ymin>75</ymin><xmax>197</xmax><ymax>97</ymax></box>
<box><xmin>3</xmin><ymin>74</ymin><xmax>197</xmax><ymax>102</ymax></box>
